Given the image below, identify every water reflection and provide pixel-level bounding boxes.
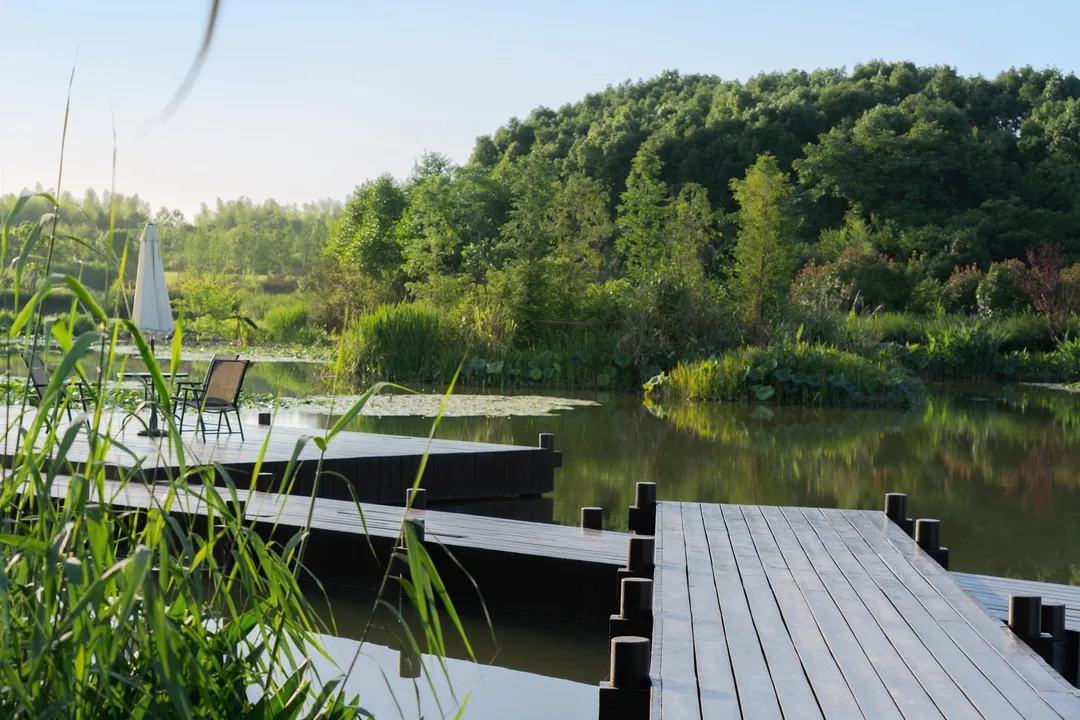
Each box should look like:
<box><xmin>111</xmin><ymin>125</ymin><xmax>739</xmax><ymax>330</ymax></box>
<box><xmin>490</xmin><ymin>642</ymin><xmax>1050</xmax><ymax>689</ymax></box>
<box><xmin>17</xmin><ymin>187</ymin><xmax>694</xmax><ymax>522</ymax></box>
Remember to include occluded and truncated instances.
<box><xmin>299</xmin><ymin>383</ymin><xmax>1080</xmax><ymax>585</ymax></box>
<box><xmin>310</xmin><ymin>636</ymin><xmax>596</xmax><ymax>720</ymax></box>
<box><xmin>302</xmin><ymin>585</ymin><xmax>604</xmax><ymax>720</ymax></box>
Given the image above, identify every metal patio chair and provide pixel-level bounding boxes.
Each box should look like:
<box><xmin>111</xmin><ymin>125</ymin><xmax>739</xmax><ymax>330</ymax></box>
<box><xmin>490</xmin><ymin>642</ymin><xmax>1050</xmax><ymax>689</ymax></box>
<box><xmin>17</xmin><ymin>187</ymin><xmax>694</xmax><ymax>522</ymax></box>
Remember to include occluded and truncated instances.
<box><xmin>22</xmin><ymin>352</ymin><xmax>91</xmax><ymax>421</ymax></box>
<box><xmin>171</xmin><ymin>358</ymin><xmax>251</xmax><ymax>440</ymax></box>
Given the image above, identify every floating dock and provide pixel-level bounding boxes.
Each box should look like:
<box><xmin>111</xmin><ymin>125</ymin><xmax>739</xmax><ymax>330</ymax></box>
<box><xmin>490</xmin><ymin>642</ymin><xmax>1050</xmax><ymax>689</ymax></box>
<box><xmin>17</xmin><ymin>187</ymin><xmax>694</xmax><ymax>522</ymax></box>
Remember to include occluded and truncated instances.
<box><xmin>1</xmin><ymin>411</ymin><xmax>561</xmax><ymax>505</ymax></box>
<box><xmin>608</xmin><ymin>501</ymin><xmax>1080</xmax><ymax>719</ymax></box>
<box><xmin>34</xmin><ymin>475</ymin><xmax>624</xmax><ymax>623</ymax></box>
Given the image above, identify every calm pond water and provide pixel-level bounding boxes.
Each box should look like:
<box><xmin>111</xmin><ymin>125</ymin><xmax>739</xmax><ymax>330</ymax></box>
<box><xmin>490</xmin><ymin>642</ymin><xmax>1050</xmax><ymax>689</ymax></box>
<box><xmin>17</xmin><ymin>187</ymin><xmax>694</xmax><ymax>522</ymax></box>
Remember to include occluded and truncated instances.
<box><xmin>269</xmin><ymin>378</ymin><xmax>1080</xmax><ymax>718</ymax></box>
<box><xmin>280</xmin><ymin>381</ymin><xmax>1080</xmax><ymax>586</ymax></box>
<box><xmin>19</xmin><ymin>352</ymin><xmax>1080</xmax><ymax>717</ymax></box>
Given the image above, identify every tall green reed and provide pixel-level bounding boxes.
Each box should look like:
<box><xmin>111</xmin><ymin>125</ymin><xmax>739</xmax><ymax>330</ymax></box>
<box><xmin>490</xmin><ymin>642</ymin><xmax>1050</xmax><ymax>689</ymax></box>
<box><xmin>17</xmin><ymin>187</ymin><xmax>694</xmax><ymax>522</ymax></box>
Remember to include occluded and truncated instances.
<box><xmin>1</xmin><ymin>85</ymin><xmax>478</xmax><ymax>716</ymax></box>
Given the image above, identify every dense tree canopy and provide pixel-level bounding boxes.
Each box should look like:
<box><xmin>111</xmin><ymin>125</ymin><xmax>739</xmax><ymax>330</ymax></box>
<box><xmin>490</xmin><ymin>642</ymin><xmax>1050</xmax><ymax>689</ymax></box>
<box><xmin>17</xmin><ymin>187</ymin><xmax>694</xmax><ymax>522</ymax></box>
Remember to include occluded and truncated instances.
<box><xmin>0</xmin><ymin>190</ymin><xmax>339</xmax><ymax>293</ymax></box>
<box><xmin>317</xmin><ymin>63</ymin><xmax>1080</xmax><ymax>343</ymax></box>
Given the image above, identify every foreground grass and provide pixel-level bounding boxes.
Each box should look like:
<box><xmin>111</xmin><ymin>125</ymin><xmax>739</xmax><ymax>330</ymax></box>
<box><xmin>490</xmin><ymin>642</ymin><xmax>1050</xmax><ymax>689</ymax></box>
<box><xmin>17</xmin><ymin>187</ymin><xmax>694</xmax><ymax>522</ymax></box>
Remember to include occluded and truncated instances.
<box><xmin>0</xmin><ymin>200</ymin><xmax>473</xmax><ymax>717</ymax></box>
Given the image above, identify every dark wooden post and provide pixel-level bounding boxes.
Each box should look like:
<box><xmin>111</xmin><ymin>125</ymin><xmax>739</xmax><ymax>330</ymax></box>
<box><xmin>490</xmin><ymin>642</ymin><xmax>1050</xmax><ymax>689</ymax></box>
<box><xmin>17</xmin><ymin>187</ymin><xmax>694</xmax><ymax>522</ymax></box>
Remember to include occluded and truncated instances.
<box><xmin>581</xmin><ymin>506</ymin><xmax>604</xmax><ymax>530</ymax></box>
<box><xmin>884</xmin><ymin>492</ymin><xmax>914</xmax><ymax>537</ymax></box>
<box><xmin>258</xmin><ymin>411</ymin><xmax>271</xmax><ymax>426</ymax></box>
<box><xmin>598</xmin><ymin>636</ymin><xmax>651</xmax><ymax>720</ymax></box>
<box><xmin>1065</xmin><ymin>629</ymin><xmax>1080</xmax><ymax>687</ymax></box>
<box><xmin>407</xmin><ymin>488</ymin><xmax>427</xmax><ymax>510</ymax></box>
<box><xmin>628</xmin><ymin>482</ymin><xmax>657</xmax><ymax>535</ymax></box>
<box><xmin>610</xmin><ymin>577</ymin><xmax>653</xmax><ymax>640</ymax></box>
<box><xmin>539</xmin><ymin>433</ymin><xmax>563</xmax><ymax>468</ymax></box>
<box><xmin>914</xmin><ymin>518</ymin><xmax>950</xmax><ymax>570</ymax></box>
<box><xmin>1042</xmin><ymin>602</ymin><xmax>1067</xmax><ymax>673</ymax></box>
<box><xmin>1009</xmin><ymin>595</ymin><xmax>1057</xmax><ymax>668</ymax></box>
<box><xmin>617</xmin><ymin>535</ymin><xmax>655</xmax><ymax>594</ymax></box>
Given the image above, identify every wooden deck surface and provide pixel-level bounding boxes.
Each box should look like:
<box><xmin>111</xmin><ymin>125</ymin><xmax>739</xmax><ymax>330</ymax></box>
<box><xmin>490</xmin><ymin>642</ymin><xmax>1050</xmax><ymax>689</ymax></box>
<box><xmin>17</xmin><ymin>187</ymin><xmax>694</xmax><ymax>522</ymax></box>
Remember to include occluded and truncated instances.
<box><xmin>651</xmin><ymin>502</ymin><xmax>1080</xmax><ymax>719</ymax></box>
<box><xmin>29</xmin><ymin>475</ymin><xmax>625</xmax><ymax>623</ymax></box>
<box><xmin>954</xmin><ymin>572</ymin><xmax>1080</xmax><ymax>631</ymax></box>
<box><xmin>0</xmin><ymin>409</ymin><xmax>558</xmax><ymax>504</ymax></box>
<box><xmin>39</xmin><ymin>475</ymin><xmax>626</xmax><ymax>565</ymax></box>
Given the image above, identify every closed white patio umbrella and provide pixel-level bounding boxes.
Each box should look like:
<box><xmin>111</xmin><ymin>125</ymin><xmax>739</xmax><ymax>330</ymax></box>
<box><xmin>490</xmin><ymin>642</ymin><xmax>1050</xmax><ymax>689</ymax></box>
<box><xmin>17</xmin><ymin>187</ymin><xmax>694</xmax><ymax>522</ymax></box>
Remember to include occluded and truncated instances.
<box><xmin>131</xmin><ymin>222</ymin><xmax>174</xmax><ymax>348</ymax></box>
<box><xmin>130</xmin><ymin>222</ymin><xmax>177</xmax><ymax>437</ymax></box>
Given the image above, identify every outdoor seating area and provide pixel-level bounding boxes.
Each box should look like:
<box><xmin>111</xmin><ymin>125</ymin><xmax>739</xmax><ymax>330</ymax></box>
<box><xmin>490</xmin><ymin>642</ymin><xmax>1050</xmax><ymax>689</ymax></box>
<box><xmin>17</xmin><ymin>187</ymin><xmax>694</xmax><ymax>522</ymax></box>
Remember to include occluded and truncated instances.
<box><xmin>171</xmin><ymin>355</ymin><xmax>251</xmax><ymax>439</ymax></box>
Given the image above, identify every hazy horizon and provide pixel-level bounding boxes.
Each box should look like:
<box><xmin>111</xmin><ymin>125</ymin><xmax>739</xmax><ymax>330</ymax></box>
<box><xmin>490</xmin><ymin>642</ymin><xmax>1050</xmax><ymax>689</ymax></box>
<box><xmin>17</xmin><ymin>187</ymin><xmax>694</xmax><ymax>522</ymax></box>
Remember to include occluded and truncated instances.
<box><xmin>2</xmin><ymin>0</ymin><xmax>1078</xmax><ymax>217</ymax></box>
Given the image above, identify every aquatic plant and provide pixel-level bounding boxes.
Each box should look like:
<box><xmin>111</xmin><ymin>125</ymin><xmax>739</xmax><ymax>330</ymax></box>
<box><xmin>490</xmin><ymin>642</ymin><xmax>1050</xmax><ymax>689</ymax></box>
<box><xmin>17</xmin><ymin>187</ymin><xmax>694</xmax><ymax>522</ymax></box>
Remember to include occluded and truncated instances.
<box><xmin>1</xmin><ymin>200</ymin><xmax>473</xmax><ymax>716</ymax></box>
<box><xmin>657</xmin><ymin>341</ymin><xmax>924</xmax><ymax>407</ymax></box>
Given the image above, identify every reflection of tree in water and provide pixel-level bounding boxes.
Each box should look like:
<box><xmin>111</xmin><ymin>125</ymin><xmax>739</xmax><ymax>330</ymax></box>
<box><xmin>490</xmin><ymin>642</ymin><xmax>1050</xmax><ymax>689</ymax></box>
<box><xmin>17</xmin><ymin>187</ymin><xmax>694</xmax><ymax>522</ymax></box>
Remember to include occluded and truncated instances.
<box><xmin>339</xmin><ymin>387</ymin><xmax>1080</xmax><ymax>582</ymax></box>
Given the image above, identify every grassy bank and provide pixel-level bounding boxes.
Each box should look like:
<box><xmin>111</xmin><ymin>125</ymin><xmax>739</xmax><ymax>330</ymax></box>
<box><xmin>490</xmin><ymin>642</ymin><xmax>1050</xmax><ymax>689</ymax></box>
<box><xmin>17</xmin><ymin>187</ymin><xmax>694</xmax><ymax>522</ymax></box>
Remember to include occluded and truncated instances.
<box><xmin>653</xmin><ymin>341</ymin><xmax>925</xmax><ymax>407</ymax></box>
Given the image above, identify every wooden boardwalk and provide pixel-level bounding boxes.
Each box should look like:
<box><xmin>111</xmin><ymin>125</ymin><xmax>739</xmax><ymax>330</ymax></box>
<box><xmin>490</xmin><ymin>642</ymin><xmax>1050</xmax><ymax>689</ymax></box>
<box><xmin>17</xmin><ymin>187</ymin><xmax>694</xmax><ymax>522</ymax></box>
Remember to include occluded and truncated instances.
<box><xmin>650</xmin><ymin>502</ymin><xmax>1080</xmax><ymax>719</ymax></box>
<box><xmin>32</xmin><ymin>476</ymin><xmax>624</xmax><ymax>623</ymax></box>
<box><xmin>0</xmin><ymin>410</ymin><xmax>560</xmax><ymax>505</ymax></box>
<box><xmin>954</xmin><ymin>573</ymin><xmax>1080</xmax><ymax>631</ymax></box>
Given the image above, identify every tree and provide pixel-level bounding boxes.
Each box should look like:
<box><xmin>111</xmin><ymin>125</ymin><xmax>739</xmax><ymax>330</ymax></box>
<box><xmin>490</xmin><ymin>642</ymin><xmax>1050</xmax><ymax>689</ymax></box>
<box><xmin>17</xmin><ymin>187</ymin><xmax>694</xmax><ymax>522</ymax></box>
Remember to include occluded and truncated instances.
<box><xmin>730</xmin><ymin>154</ymin><xmax>797</xmax><ymax>335</ymax></box>
<box><xmin>616</xmin><ymin>146</ymin><xmax>670</xmax><ymax>280</ymax></box>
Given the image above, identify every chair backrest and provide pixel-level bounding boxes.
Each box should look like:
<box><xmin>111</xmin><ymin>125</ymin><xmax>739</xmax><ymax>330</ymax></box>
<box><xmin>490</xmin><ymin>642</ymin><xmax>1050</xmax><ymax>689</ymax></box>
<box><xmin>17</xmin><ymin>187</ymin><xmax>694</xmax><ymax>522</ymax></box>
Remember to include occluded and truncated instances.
<box><xmin>205</xmin><ymin>354</ymin><xmax>239</xmax><ymax>385</ymax></box>
<box><xmin>22</xmin><ymin>353</ymin><xmax>50</xmax><ymax>400</ymax></box>
<box><xmin>203</xmin><ymin>359</ymin><xmax>250</xmax><ymax>408</ymax></box>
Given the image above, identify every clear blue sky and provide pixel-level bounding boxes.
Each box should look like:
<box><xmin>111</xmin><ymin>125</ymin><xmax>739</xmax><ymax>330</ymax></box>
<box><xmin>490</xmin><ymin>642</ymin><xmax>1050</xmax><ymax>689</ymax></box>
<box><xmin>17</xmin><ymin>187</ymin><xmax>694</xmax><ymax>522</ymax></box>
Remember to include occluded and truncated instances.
<box><xmin>1</xmin><ymin>0</ymin><xmax>1078</xmax><ymax>216</ymax></box>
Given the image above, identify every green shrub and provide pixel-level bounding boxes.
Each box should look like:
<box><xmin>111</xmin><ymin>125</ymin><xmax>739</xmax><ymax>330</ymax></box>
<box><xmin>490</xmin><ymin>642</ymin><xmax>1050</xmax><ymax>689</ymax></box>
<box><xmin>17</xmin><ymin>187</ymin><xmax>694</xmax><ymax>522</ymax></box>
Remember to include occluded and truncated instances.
<box><xmin>908</xmin><ymin>276</ymin><xmax>945</xmax><ymax>314</ymax></box>
<box><xmin>342</xmin><ymin>302</ymin><xmax>448</xmax><ymax>382</ymax></box>
<box><xmin>859</xmin><ymin>312</ymin><xmax>931</xmax><ymax>346</ymax></box>
<box><xmin>260</xmin><ymin>301</ymin><xmax>323</xmax><ymax>344</ymax></box>
<box><xmin>790</xmin><ymin>249</ymin><xmax>909</xmax><ymax>313</ymax></box>
<box><xmin>944</xmin><ymin>264</ymin><xmax>985</xmax><ymax>314</ymax></box>
<box><xmin>893</xmin><ymin>320</ymin><xmax>1004</xmax><ymax>379</ymax></box>
<box><xmin>658</xmin><ymin>342</ymin><xmax>923</xmax><ymax>407</ymax></box>
<box><xmin>976</xmin><ymin>260</ymin><xmax>1029</xmax><ymax>318</ymax></box>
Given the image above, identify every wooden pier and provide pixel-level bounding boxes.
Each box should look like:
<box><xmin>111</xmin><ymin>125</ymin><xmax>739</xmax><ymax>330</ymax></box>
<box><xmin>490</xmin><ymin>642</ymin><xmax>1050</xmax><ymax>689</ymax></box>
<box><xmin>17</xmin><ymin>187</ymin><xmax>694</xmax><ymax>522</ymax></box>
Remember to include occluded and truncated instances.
<box><xmin>33</xmin><ymin>475</ymin><xmax>624</xmax><ymax>623</ymax></box>
<box><xmin>954</xmin><ymin>573</ymin><xmax>1080</xmax><ymax>631</ymax></box>
<box><xmin>2</xmin><ymin>411</ymin><xmax>561</xmax><ymax>505</ymax></box>
<box><xmin>636</xmin><ymin>502</ymin><xmax>1080</xmax><ymax>719</ymax></box>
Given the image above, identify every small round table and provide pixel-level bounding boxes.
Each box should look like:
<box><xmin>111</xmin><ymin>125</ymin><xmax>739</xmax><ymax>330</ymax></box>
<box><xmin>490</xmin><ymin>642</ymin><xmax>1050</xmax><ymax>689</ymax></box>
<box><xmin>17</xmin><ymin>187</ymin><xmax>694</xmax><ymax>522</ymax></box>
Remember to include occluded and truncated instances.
<box><xmin>123</xmin><ymin>371</ymin><xmax>188</xmax><ymax>437</ymax></box>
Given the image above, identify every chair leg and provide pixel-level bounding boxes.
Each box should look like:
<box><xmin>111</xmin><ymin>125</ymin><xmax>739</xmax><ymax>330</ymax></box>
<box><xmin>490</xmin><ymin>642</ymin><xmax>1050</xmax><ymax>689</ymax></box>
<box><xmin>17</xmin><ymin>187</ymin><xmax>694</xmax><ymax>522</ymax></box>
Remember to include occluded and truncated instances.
<box><xmin>236</xmin><ymin>409</ymin><xmax>244</xmax><ymax>440</ymax></box>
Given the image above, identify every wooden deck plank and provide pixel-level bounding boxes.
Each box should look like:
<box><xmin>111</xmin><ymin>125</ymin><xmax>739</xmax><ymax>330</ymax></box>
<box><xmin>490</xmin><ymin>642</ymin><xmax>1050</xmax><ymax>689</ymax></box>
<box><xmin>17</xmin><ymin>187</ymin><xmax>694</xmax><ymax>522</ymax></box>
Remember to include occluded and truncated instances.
<box><xmin>654</xmin><ymin>502</ymin><xmax>702</xmax><ymax>720</ymax></box>
<box><xmin>680</xmin><ymin>504</ymin><xmax>741</xmax><ymax>718</ymax></box>
<box><xmin>759</xmin><ymin>504</ymin><xmax>904</xmax><ymax>719</ymax></box>
<box><xmin>695</xmin><ymin>502</ymin><xmax>782</xmax><ymax>718</ymax></box>
<box><xmin>803</xmin><ymin>507</ymin><xmax>984</xmax><ymax>719</ymax></box>
<box><xmin>780</xmin><ymin>506</ymin><xmax>943</xmax><ymax>719</ymax></box>
<box><xmin>844</xmin><ymin>511</ymin><xmax>1076</xmax><ymax>719</ymax></box>
<box><xmin>741</xmin><ymin>506</ymin><xmax>864</xmax><ymax>720</ymax></box>
<box><xmin>821</xmin><ymin>509</ymin><xmax>1027</xmax><ymax>720</ymax></box>
<box><xmin>715</xmin><ymin>504</ymin><xmax>821</xmax><ymax>719</ymax></box>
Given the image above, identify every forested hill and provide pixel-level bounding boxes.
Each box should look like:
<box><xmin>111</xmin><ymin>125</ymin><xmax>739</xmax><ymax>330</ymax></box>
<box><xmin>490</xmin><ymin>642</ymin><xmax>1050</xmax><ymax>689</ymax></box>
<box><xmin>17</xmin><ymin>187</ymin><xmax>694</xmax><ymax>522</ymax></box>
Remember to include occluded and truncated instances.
<box><xmin>468</xmin><ymin>62</ymin><xmax>1080</xmax><ymax>266</ymax></box>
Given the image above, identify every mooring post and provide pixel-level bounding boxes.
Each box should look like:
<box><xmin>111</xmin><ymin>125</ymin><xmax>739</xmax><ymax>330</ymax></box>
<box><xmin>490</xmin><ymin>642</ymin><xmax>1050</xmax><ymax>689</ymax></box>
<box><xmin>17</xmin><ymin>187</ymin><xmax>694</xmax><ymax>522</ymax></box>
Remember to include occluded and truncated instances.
<box><xmin>406</xmin><ymin>487</ymin><xmax>427</xmax><ymax>511</ymax></box>
<box><xmin>1009</xmin><ymin>595</ymin><xmax>1057</xmax><ymax>667</ymax></box>
<box><xmin>628</xmin><ymin>482</ymin><xmax>657</xmax><ymax>535</ymax></box>
<box><xmin>914</xmin><ymin>518</ymin><xmax>950</xmax><ymax>570</ymax></box>
<box><xmin>539</xmin><ymin>433</ymin><xmax>563</xmax><ymax>468</ymax></box>
<box><xmin>617</xmin><ymin>535</ymin><xmax>655</xmax><ymax>589</ymax></box>
<box><xmin>581</xmin><ymin>506</ymin><xmax>604</xmax><ymax>530</ymax></box>
<box><xmin>1042</xmin><ymin>602</ymin><xmax>1067</xmax><ymax>673</ymax></box>
<box><xmin>1065</xmin><ymin>629</ymin><xmax>1080</xmax><ymax>687</ymax></box>
<box><xmin>598</xmin><ymin>636</ymin><xmax>651</xmax><ymax>720</ymax></box>
<box><xmin>258</xmin><ymin>411</ymin><xmax>272</xmax><ymax>426</ymax></box>
<box><xmin>884</xmin><ymin>492</ymin><xmax>914</xmax><ymax>537</ymax></box>
<box><xmin>609</xmin><ymin>577</ymin><xmax>653</xmax><ymax>640</ymax></box>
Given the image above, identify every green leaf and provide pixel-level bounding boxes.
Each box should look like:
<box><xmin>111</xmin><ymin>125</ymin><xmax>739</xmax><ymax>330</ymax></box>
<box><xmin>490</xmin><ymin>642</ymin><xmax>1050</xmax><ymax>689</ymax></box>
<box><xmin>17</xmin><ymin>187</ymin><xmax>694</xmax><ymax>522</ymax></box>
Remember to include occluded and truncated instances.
<box><xmin>528</xmin><ymin>367</ymin><xmax>542</xmax><ymax>381</ymax></box>
<box><xmin>613</xmin><ymin>349</ymin><xmax>633</xmax><ymax>368</ymax></box>
<box><xmin>751</xmin><ymin>384</ymin><xmax>776</xmax><ymax>400</ymax></box>
<box><xmin>597</xmin><ymin>372</ymin><xmax>611</xmax><ymax>387</ymax></box>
